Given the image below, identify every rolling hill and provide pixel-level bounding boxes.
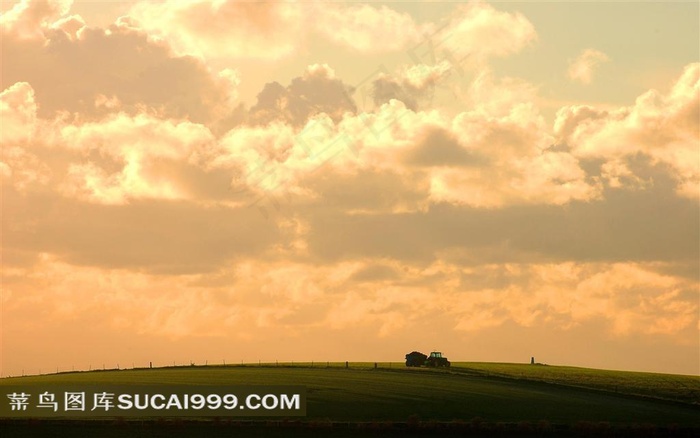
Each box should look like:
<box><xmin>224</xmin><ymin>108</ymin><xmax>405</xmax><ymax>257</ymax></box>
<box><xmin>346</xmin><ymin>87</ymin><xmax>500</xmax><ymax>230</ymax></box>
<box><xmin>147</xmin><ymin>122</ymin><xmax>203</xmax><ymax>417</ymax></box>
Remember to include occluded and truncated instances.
<box><xmin>2</xmin><ymin>362</ymin><xmax>698</xmax><ymax>437</ymax></box>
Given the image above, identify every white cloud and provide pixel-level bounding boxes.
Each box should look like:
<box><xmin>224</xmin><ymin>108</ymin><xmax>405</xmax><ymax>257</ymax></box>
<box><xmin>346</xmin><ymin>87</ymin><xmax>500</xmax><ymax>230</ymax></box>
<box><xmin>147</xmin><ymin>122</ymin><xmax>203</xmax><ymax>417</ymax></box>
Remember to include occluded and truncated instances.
<box><xmin>312</xmin><ymin>2</ymin><xmax>425</xmax><ymax>53</ymax></box>
<box><xmin>0</xmin><ymin>82</ymin><xmax>52</xmax><ymax>191</ymax></box>
<box><xmin>210</xmin><ymin>70</ymin><xmax>599</xmax><ymax>209</ymax></box>
<box><xmin>8</xmin><ymin>61</ymin><xmax>695</xmax><ymax>211</ymax></box>
<box><xmin>0</xmin><ymin>0</ymin><xmax>73</xmax><ymax>39</ymax></box>
<box><xmin>568</xmin><ymin>48</ymin><xmax>609</xmax><ymax>84</ymax></box>
<box><xmin>438</xmin><ymin>1</ymin><xmax>537</xmax><ymax>63</ymax></box>
<box><xmin>127</xmin><ymin>0</ymin><xmax>536</xmax><ymax>60</ymax></box>
<box><xmin>50</xmin><ymin>13</ymin><xmax>85</xmax><ymax>40</ymax></box>
<box><xmin>0</xmin><ymin>82</ymin><xmax>37</xmax><ymax>145</ymax></box>
<box><xmin>129</xmin><ymin>0</ymin><xmax>306</xmax><ymax>60</ymax></box>
<box><xmin>559</xmin><ymin>63</ymin><xmax>700</xmax><ymax>198</ymax></box>
<box><xmin>372</xmin><ymin>61</ymin><xmax>452</xmax><ymax>110</ymax></box>
<box><xmin>57</xmin><ymin>113</ymin><xmax>215</xmax><ymax>204</ymax></box>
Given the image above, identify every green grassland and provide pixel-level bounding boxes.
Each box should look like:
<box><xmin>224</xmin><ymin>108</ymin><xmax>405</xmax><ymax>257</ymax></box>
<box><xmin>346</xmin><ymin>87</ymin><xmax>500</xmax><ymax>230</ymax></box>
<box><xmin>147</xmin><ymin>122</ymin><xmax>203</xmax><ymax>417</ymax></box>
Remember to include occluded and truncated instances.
<box><xmin>451</xmin><ymin>362</ymin><xmax>700</xmax><ymax>405</ymax></box>
<box><xmin>2</xmin><ymin>362</ymin><xmax>699</xmax><ymax>436</ymax></box>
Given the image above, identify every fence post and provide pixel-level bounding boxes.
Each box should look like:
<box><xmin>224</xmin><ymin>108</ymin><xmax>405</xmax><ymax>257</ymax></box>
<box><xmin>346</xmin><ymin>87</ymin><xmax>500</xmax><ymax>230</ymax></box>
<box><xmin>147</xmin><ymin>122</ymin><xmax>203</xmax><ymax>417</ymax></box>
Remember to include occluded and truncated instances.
<box><xmin>345</xmin><ymin>361</ymin><xmax>349</xmax><ymax>369</ymax></box>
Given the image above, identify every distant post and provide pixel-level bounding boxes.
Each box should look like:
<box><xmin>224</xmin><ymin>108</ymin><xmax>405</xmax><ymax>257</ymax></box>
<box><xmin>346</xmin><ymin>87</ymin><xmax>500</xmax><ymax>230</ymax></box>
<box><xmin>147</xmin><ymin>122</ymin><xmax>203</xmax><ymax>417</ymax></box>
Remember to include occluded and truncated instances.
<box><xmin>345</xmin><ymin>361</ymin><xmax>349</xmax><ymax>368</ymax></box>
<box><xmin>530</xmin><ymin>357</ymin><xmax>535</xmax><ymax>365</ymax></box>
<box><xmin>149</xmin><ymin>362</ymin><xmax>152</xmax><ymax>369</ymax></box>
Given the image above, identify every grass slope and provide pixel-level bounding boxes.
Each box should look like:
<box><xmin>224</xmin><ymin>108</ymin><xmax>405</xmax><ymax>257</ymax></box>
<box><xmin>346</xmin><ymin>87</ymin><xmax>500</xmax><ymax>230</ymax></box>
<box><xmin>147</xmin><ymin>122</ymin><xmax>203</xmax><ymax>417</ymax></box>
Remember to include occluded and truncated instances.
<box><xmin>2</xmin><ymin>363</ymin><xmax>699</xmax><ymax>426</ymax></box>
<box><xmin>451</xmin><ymin>362</ymin><xmax>700</xmax><ymax>405</ymax></box>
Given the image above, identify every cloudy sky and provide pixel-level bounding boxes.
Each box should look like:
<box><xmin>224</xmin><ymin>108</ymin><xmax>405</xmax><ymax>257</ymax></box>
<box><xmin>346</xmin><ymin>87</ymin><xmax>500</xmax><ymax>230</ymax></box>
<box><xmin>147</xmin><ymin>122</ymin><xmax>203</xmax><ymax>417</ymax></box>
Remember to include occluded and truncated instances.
<box><xmin>1</xmin><ymin>0</ymin><xmax>698</xmax><ymax>377</ymax></box>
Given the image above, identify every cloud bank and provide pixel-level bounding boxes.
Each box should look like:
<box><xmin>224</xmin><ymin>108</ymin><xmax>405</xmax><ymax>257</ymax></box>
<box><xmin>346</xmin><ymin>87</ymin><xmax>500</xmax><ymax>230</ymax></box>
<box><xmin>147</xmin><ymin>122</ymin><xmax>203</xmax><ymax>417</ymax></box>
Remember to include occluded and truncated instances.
<box><xmin>1</xmin><ymin>0</ymin><xmax>698</xmax><ymax>376</ymax></box>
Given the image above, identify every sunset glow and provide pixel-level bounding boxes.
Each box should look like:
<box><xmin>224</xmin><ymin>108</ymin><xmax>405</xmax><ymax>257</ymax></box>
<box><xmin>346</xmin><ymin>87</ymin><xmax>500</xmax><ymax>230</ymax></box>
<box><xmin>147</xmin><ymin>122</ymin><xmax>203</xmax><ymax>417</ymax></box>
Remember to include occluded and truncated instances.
<box><xmin>1</xmin><ymin>0</ymin><xmax>698</xmax><ymax>377</ymax></box>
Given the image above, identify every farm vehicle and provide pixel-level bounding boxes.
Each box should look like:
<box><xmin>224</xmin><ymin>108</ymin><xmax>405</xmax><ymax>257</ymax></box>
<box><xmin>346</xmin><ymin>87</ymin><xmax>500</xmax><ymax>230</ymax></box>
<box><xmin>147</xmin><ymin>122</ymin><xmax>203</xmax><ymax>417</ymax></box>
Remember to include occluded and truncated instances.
<box><xmin>405</xmin><ymin>351</ymin><xmax>451</xmax><ymax>368</ymax></box>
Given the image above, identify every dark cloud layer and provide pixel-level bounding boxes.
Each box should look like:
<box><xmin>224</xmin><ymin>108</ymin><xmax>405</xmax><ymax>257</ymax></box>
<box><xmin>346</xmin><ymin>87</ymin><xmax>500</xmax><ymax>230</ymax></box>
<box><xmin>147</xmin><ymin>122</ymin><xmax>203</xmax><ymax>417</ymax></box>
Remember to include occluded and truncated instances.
<box><xmin>405</xmin><ymin>127</ymin><xmax>487</xmax><ymax>167</ymax></box>
<box><xmin>2</xmin><ymin>190</ymin><xmax>282</xmax><ymax>274</ymax></box>
<box><xmin>249</xmin><ymin>68</ymin><xmax>357</xmax><ymax>126</ymax></box>
<box><xmin>1</xmin><ymin>24</ymin><xmax>232</xmax><ymax>123</ymax></box>
<box><xmin>372</xmin><ymin>76</ymin><xmax>421</xmax><ymax>110</ymax></box>
<box><xmin>304</xmin><ymin>186</ymin><xmax>699</xmax><ymax>266</ymax></box>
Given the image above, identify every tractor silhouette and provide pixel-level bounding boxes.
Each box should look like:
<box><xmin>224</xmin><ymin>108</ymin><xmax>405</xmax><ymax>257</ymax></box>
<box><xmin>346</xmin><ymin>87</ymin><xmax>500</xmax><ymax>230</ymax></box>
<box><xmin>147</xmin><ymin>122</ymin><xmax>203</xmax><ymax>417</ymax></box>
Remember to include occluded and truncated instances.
<box><xmin>405</xmin><ymin>351</ymin><xmax>450</xmax><ymax>368</ymax></box>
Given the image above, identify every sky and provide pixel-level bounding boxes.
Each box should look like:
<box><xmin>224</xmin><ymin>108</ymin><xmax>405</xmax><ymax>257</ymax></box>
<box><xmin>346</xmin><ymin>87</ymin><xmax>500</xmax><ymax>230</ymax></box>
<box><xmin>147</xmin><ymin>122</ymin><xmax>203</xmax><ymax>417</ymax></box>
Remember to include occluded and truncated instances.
<box><xmin>0</xmin><ymin>0</ymin><xmax>698</xmax><ymax>377</ymax></box>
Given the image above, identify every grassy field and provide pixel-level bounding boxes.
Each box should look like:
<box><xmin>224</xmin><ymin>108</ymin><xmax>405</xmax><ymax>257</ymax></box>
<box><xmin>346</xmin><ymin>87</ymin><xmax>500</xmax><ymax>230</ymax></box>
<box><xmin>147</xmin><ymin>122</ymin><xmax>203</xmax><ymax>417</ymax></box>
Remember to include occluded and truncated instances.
<box><xmin>2</xmin><ymin>363</ymin><xmax>699</xmax><ymax>436</ymax></box>
<box><xmin>451</xmin><ymin>362</ymin><xmax>700</xmax><ymax>405</ymax></box>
